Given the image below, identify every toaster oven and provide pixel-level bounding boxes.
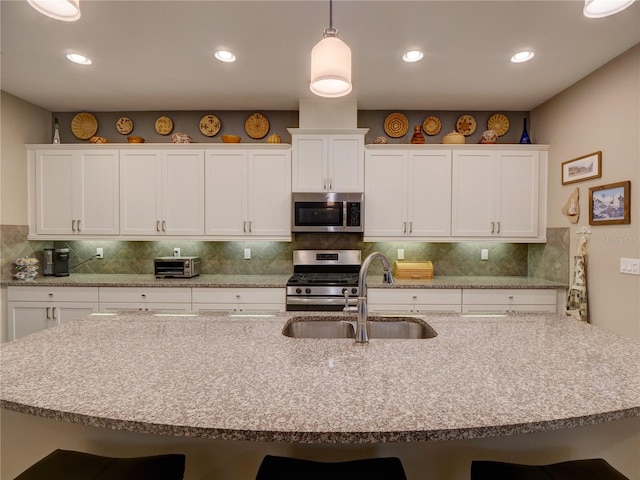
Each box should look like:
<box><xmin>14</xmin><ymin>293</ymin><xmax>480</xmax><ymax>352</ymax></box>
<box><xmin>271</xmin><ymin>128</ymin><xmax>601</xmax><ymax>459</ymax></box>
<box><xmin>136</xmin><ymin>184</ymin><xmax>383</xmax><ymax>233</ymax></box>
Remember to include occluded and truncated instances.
<box><xmin>154</xmin><ymin>256</ymin><xmax>201</xmax><ymax>278</ymax></box>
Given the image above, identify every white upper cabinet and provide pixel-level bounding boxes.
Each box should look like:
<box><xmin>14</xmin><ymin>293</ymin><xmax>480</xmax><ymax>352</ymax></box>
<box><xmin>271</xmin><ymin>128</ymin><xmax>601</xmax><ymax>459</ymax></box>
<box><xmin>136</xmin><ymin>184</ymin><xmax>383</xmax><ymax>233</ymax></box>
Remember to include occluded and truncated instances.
<box><xmin>205</xmin><ymin>148</ymin><xmax>291</xmax><ymax>240</ymax></box>
<box><xmin>33</xmin><ymin>149</ymin><xmax>119</xmax><ymax>236</ymax></box>
<box><xmin>452</xmin><ymin>149</ymin><xmax>541</xmax><ymax>239</ymax></box>
<box><xmin>290</xmin><ymin>129</ymin><xmax>366</xmax><ymax>192</ymax></box>
<box><xmin>365</xmin><ymin>148</ymin><xmax>452</xmax><ymax>240</ymax></box>
<box><xmin>120</xmin><ymin>149</ymin><xmax>205</xmax><ymax>236</ymax></box>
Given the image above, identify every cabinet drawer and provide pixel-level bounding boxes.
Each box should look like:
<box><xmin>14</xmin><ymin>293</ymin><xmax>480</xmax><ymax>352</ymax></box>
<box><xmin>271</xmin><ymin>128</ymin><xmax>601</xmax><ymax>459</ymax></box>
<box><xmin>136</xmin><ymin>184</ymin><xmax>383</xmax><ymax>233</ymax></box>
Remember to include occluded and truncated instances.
<box><xmin>462</xmin><ymin>288</ymin><xmax>557</xmax><ymax>305</ymax></box>
<box><xmin>462</xmin><ymin>303</ymin><xmax>557</xmax><ymax>313</ymax></box>
<box><xmin>192</xmin><ymin>287</ymin><xmax>285</xmax><ymax>304</ymax></box>
<box><xmin>8</xmin><ymin>286</ymin><xmax>99</xmax><ymax>303</ymax></box>
<box><xmin>99</xmin><ymin>287</ymin><xmax>192</xmax><ymax>304</ymax></box>
<box><xmin>368</xmin><ymin>288</ymin><xmax>462</xmax><ymax>305</ymax></box>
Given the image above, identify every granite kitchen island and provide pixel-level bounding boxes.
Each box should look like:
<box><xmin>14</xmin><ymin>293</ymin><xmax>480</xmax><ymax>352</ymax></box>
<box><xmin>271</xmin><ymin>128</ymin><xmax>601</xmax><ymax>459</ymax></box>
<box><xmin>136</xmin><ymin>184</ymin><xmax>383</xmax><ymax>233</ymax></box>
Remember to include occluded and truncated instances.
<box><xmin>2</xmin><ymin>311</ymin><xmax>639</xmax><ymax>479</ymax></box>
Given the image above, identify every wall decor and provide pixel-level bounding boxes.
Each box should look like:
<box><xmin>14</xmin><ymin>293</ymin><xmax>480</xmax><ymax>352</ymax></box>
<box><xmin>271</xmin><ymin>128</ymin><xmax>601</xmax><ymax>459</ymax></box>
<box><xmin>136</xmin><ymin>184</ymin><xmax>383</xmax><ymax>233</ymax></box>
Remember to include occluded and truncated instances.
<box><xmin>384</xmin><ymin>112</ymin><xmax>409</xmax><ymax>138</ymax></box>
<box><xmin>155</xmin><ymin>115</ymin><xmax>174</xmax><ymax>135</ymax></box>
<box><xmin>561</xmin><ymin>187</ymin><xmax>580</xmax><ymax>224</ymax></box>
<box><xmin>589</xmin><ymin>180</ymin><xmax>630</xmax><ymax>225</ymax></box>
<box><xmin>71</xmin><ymin>112</ymin><xmax>98</xmax><ymax>139</ymax></box>
<box><xmin>561</xmin><ymin>151</ymin><xmax>602</xmax><ymax>185</ymax></box>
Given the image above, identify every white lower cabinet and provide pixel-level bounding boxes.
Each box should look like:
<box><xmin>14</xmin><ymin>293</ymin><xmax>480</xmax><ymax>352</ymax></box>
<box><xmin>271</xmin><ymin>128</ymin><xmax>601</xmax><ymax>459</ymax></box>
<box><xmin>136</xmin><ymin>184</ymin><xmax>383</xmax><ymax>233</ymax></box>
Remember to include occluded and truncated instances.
<box><xmin>462</xmin><ymin>289</ymin><xmax>557</xmax><ymax>313</ymax></box>
<box><xmin>191</xmin><ymin>288</ymin><xmax>285</xmax><ymax>312</ymax></box>
<box><xmin>99</xmin><ymin>287</ymin><xmax>192</xmax><ymax>312</ymax></box>
<box><xmin>7</xmin><ymin>286</ymin><xmax>99</xmax><ymax>340</ymax></box>
<box><xmin>368</xmin><ymin>288</ymin><xmax>462</xmax><ymax>313</ymax></box>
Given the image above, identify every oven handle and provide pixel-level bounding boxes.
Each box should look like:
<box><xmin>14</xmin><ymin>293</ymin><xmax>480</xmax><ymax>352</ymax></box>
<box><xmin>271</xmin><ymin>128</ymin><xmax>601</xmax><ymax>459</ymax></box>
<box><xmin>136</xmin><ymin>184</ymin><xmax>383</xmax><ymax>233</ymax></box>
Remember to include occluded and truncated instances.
<box><xmin>286</xmin><ymin>296</ymin><xmax>357</xmax><ymax>306</ymax></box>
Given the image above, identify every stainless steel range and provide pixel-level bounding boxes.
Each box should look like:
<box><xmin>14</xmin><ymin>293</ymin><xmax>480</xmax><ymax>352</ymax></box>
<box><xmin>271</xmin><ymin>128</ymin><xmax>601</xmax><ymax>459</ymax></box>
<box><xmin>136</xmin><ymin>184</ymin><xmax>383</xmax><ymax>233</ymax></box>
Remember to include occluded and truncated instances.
<box><xmin>286</xmin><ymin>250</ymin><xmax>361</xmax><ymax>311</ymax></box>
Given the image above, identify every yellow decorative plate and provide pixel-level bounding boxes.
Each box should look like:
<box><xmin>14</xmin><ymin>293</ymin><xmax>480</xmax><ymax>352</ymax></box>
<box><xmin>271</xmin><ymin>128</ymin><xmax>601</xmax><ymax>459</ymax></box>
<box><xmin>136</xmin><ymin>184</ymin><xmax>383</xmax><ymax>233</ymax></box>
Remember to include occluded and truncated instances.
<box><xmin>456</xmin><ymin>114</ymin><xmax>477</xmax><ymax>136</ymax></box>
<box><xmin>422</xmin><ymin>116</ymin><xmax>442</xmax><ymax>136</ymax></box>
<box><xmin>487</xmin><ymin>113</ymin><xmax>510</xmax><ymax>136</ymax></box>
<box><xmin>199</xmin><ymin>114</ymin><xmax>221</xmax><ymax>137</ymax></box>
<box><xmin>71</xmin><ymin>112</ymin><xmax>98</xmax><ymax>140</ymax></box>
<box><xmin>155</xmin><ymin>115</ymin><xmax>174</xmax><ymax>135</ymax></box>
<box><xmin>244</xmin><ymin>113</ymin><xmax>270</xmax><ymax>139</ymax></box>
<box><xmin>116</xmin><ymin>116</ymin><xmax>133</xmax><ymax>135</ymax></box>
<box><xmin>384</xmin><ymin>112</ymin><xmax>409</xmax><ymax>138</ymax></box>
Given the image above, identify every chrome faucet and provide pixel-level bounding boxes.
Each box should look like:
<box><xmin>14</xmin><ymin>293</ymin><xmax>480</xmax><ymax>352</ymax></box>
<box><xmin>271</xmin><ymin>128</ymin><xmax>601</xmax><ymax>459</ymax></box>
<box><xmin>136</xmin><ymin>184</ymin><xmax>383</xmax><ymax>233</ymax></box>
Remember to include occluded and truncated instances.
<box><xmin>344</xmin><ymin>252</ymin><xmax>394</xmax><ymax>343</ymax></box>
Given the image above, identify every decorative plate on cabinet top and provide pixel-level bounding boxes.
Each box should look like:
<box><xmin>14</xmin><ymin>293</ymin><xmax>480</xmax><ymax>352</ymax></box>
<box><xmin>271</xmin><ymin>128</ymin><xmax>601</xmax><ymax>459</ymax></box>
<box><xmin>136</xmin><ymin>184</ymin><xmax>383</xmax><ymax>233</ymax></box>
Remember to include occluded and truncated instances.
<box><xmin>456</xmin><ymin>115</ymin><xmax>476</xmax><ymax>136</ymax></box>
<box><xmin>116</xmin><ymin>116</ymin><xmax>133</xmax><ymax>135</ymax></box>
<box><xmin>487</xmin><ymin>113</ymin><xmax>509</xmax><ymax>136</ymax></box>
<box><xmin>384</xmin><ymin>112</ymin><xmax>409</xmax><ymax>138</ymax></box>
<box><xmin>155</xmin><ymin>115</ymin><xmax>174</xmax><ymax>135</ymax></box>
<box><xmin>244</xmin><ymin>112</ymin><xmax>270</xmax><ymax>139</ymax></box>
<box><xmin>199</xmin><ymin>114</ymin><xmax>221</xmax><ymax>137</ymax></box>
<box><xmin>71</xmin><ymin>112</ymin><xmax>98</xmax><ymax>139</ymax></box>
<box><xmin>422</xmin><ymin>116</ymin><xmax>442</xmax><ymax>136</ymax></box>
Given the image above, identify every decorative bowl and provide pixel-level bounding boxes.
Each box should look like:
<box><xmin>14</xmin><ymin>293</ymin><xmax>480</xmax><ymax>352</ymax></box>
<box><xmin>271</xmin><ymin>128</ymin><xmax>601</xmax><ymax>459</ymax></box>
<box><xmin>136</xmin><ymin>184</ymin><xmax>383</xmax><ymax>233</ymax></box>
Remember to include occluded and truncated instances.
<box><xmin>221</xmin><ymin>134</ymin><xmax>241</xmax><ymax>143</ymax></box>
<box><xmin>171</xmin><ymin>133</ymin><xmax>192</xmax><ymax>143</ymax></box>
<box><xmin>442</xmin><ymin>131</ymin><xmax>465</xmax><ymax>144</ymax></box>
<box><xmin>127</xmin><ymin>135</ymin><xmax>145</xmax><ymax>143</ymax></box>
<box><xmin>89</xmin><ymin>136</ymin><xmax>109</xmax><ymax>144</ymax></box>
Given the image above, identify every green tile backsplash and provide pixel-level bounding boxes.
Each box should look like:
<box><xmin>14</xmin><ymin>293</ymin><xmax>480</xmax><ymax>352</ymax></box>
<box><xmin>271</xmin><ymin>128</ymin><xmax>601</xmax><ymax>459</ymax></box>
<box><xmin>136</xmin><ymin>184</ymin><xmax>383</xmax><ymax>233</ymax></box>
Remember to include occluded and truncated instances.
<box><xmin>1</xmin><ymin>225</ymin><xmax>568</xmax><ymax>283</ymax></box>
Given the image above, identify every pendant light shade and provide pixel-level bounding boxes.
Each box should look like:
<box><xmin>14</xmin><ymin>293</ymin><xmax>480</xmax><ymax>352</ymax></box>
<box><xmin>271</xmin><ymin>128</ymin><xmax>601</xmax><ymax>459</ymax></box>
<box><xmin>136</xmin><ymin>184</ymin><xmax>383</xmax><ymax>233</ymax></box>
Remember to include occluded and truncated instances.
<box><xmin>583</xmin><ymin>0</ymin><xmax>635</xmax><ymax>17</ymax></box>
<box><xmin>28</xmin><ymin>0</ymin><xmax>81</xmax><ymax>21</ymax></box>
<box><xmin>310</xmin><ymin>1</ymin><xmax>352</xmax><ymax>98</ymax></box>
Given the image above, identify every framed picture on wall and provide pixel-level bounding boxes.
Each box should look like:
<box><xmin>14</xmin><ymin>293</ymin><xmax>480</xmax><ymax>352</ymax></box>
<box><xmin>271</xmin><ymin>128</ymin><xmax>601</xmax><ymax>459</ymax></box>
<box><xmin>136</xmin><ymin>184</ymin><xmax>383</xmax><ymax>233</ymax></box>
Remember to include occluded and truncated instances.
<box><xmin>561</xmin><ymin>151</ymin><xmax>602</xmax><ymax>185</ymax></box>
<box><xmin>589</xmin><ymin>181</ymin><xmax>631</xmax><ymax>225</ymax></box>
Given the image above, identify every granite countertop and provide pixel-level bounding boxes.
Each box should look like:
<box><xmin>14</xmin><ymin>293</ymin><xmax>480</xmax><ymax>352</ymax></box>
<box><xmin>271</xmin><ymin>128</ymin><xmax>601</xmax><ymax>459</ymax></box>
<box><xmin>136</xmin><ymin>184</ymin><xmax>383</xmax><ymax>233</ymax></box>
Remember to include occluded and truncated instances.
<box><xmin>2</xmin><ymin>274</ymin><xmax>568</xmax><ymax>289</ymax></box>
<box><xmin>1</xmin><ymin>311</ymin><xmax>637</xmax><ymax>443</ymax></box>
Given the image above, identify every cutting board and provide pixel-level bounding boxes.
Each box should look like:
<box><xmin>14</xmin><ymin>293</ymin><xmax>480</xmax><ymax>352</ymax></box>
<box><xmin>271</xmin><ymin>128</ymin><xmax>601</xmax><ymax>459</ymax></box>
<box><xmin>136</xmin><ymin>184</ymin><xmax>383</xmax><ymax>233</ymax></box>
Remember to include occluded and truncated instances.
<box><xmin>393</xmin><ymin>261</ymin><xmax>434</xmax><ymax>279</ymax></box>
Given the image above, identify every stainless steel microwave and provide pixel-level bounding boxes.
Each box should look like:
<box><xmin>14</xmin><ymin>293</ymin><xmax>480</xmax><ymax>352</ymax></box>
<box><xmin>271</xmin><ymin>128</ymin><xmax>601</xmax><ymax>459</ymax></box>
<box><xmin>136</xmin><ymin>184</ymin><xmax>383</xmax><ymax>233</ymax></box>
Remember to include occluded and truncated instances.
<box><xmin>154</xmin><ymin>256</ymin><xmax>201</xmax><ymax>278</ymax></box>
<box><xmin>292</xmin><ymin>192</ymin><xmax>364</xmax><ymax>233</ymax></box>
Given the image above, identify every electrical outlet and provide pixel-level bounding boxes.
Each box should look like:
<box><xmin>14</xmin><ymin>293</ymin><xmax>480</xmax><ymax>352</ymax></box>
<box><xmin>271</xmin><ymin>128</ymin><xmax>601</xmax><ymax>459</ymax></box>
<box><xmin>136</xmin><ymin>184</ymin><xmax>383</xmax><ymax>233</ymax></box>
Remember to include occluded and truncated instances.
<box><xmin>397</xmin><ymin>249</ymin><xmax>405</xmax><ymax>260</ymax></box>
<box><xmin>96</xmin><ymin>248</ymin><xmax>103</xmax><ymax>259</ymax></box>
<box><xmin>244</xmin><ymin>248</ymin><xmax>251</xmax><ymax>260</ymax></box>
<box><xmin>481</xmin><ymin>249</ymin><xmax>489</xmax><ymax>260</ymax></box>
<box><xmin>620</xmin><ymin>258</ymin><xmax>640</xmax><ymax>275</ymax></box>
<box><xmin>173</xmin><ymin>247</ymin><xmax>181</xmax><ymax>257</ymax></box>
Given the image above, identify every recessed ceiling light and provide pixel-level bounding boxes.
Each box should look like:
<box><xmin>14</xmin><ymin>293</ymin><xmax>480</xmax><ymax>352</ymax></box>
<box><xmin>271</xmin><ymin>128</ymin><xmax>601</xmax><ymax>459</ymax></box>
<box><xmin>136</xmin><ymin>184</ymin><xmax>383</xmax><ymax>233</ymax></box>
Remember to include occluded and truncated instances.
<box><xmin>402</xmin><ymin>50</ymin><xmax>424</xmax><ymax>63</ymax></box>
<box><xmin>65</xmin><ymin>53</ymin><xmax>92</xmax><ymax>65</ymax></box>
<box><xmin>510</xmin><ymin>51</ymin><xmax>535</xmax><ymax>63</ymax></box>
<box><xmin>28</xmin><ymin>0</ymin><xmax>81</xmax><ymax>22</ymax></box>
<box><xmin>214</xmin><ymin>50</ymin><xmax>236</xmax><ymax>63</ymax></box>
<box><xmin>583</xmin><ymin>0</ymin><xmax>635</xmax><ymax>17</ymax></box>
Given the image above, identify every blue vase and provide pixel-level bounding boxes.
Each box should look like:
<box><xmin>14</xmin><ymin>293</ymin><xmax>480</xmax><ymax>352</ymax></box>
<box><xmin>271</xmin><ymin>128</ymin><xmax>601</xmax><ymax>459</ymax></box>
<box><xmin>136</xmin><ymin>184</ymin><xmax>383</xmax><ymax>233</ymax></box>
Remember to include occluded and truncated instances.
<box><xmin>519</xmin><ymin>118</ymin><xmax>531</xmax><ymax>144</ymax></box>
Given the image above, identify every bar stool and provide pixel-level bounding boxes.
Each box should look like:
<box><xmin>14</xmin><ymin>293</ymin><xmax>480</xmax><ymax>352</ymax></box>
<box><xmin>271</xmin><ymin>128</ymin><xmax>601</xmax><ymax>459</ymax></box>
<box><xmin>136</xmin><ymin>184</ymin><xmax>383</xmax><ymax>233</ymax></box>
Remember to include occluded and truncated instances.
<box><xmin>470</xmin><ymin>458</ymin><xmax>629</xmax><ymax>480</ymax></box>
<box><xmin>256</xmin><ymin>455</ymin><xmax>407</xmax><ymax>480</ymax></box>
<box><xmin>13</xmin><ymin>449</ymin><xmax>186</xmax><ymax>480</ymax></box>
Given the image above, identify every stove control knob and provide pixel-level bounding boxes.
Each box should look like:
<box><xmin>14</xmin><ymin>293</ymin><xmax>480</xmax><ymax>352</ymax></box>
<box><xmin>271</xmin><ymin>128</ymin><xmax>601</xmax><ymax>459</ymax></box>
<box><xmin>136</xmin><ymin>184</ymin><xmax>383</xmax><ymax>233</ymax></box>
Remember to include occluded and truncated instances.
<box><xmin>341</xmin><ymin>288</ymin><xmax>348</xmax><ymax>294</ymax></box>
<box><xmin>295</xmin><ymin>288</ymin><xmax>302</xmax><ymax>294</ymax></box>
<box><xmin>351</xmin><ymin>287</ymin><xmax>358</xmax><ymax>295</ymax></box>
<box><xmin>305</xmin><ymin>288</ymin><xmax>312</xmax><ymax>294</ymax></box>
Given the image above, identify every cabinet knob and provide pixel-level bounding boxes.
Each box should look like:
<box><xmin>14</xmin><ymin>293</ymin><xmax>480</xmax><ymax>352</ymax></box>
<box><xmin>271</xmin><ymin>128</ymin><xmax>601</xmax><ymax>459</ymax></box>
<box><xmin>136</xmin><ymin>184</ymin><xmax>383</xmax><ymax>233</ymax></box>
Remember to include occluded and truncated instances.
<box><xmin>508</xmin><ymin>295</ymin><xmax>514</xmax><ymax>300</ymax></box>
<box><xmin>141</xmin><ymin>293</ymin><xmax>146</xmax><ymax>298</ymax></box>
<box><xmin>412</xmin><ymin>295</ymin><xmax>417</xmax><ymax>300</ymax></box>
<box><xmin>48</xmin><ymin>292</ymin><xmax>53</xmax><ymax>297</ymax></box>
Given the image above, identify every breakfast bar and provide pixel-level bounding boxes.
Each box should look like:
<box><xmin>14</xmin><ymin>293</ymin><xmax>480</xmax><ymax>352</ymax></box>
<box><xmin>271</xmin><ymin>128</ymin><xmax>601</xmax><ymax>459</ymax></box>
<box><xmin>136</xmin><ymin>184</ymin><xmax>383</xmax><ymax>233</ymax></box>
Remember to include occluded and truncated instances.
<box><xmin>1</xmin><ymin>311</ymin><xmax>639</xmax><ymax>478</ymax></box>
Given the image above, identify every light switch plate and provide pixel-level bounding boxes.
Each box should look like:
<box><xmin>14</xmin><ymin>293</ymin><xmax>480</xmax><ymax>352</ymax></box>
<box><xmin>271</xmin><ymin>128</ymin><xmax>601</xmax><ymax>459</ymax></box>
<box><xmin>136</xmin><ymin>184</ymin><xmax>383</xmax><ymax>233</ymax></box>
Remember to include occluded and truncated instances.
<box><xmin>620</xmin><ymin>258</ymin><xmax>640</xmax><ymax>275</ymax></box>
<box><xmin>481</xmin><ymin>249</ymin><xmax>489</xmax><ymax>260</ymax></box>
<box><xmin>397</xmin><ymin>249</ymin><xmax>405</xmax><ymax>260</ymax></box>
<box><xmin>96</xmin><ymin>248</ymin><xmax>103</xmax><ymax>259</ymax></box>
<box><xmin>244</xmin><ymin>248</ymin><xmax>251</xmax><ymax>260</ymax></box>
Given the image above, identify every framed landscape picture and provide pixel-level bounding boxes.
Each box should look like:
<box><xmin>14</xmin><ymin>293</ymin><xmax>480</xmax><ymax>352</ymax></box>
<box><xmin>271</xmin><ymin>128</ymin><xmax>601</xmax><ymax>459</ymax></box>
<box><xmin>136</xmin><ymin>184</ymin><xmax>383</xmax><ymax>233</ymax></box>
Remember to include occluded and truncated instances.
<box><xmin>589</xmin><ymin>181</ymin><xmax>631</xmax><ymax>226</ymax></box>
<box><xmin>562</xmin><ymin>151</ymin><xmax>602</xmax><ymax>185</ymax></box>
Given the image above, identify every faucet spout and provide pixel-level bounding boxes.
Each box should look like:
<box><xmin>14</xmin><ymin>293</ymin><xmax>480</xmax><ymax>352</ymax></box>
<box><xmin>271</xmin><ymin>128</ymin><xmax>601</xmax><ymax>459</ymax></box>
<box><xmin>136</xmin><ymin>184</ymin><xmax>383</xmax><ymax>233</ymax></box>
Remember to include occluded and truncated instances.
<box><xmin>355</xmin><ymin>252</ymin><xmax>394</xmax><ymax>344</ymax></box>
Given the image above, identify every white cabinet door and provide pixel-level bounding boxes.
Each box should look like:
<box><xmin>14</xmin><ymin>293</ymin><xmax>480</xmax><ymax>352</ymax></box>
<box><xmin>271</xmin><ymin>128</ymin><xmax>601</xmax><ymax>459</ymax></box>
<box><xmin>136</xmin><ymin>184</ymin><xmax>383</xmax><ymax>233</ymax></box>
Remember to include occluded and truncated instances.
<box><xmin>35</xmin><ymin>150</ymin><xmax>119</xmax><ymax>235</ymax></box>
<box><xmin>120</xmin><ymin>149</ymin><xmax>204</xmax><ymax>236</ymax></box>
<box><xmin>192</xmin><ymin>288</ymin><xmax>285</xmax><ymax>312</ymax></box>
<box><xmin>120</xmin><ymin>150</ymin><xmax>163</xmax><ymax>235</ymax></box>
<box><xmin>365</xmin><ymin>150</ymin><xmax>407</xmax><ymax>237</ymax></box>
<box><xmin>205</xmin><ymin>150</ymin><xmax>247</xmax><ymax>236</ymax></box>
<box><xmin>368</xmin><ymin>288</ymin><xmax>462</xmax><ymax>313</ymax></box>
<box><xmin>365</xmin><ymin>149</ymin><xmax>452</xmax><ymax>239</ymax></box>
<box><xmin>496</xmin><ymin>151</ymin><xmax>539</xmax><ymax>238</ymax></box>
<box><xmin>248</xmin><ymin>150</ymin><xmax>291</xmax><ymax>237</ymax></box>
<box><xmin>292</xmin><ymin>134</ymin><xmax>364</xmax><ymax>192</ymax></box>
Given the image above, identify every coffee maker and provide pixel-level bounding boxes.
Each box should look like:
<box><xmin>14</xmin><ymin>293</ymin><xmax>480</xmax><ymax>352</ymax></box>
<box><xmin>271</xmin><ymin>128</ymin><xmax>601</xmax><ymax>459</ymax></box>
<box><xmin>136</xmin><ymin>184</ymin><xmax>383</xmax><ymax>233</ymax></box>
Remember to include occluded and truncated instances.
<box><xmin>54</xmin><ymin>248</ymin><xmax>70</xmax><ymax>277</ymax></box>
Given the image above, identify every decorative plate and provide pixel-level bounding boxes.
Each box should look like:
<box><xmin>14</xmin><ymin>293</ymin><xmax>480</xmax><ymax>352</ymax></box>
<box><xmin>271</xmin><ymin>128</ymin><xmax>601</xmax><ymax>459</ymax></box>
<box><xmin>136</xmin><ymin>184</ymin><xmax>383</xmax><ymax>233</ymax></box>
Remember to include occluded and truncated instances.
<box><xmin>487</xmin><ymin>113</ymin><xmax>510</xmax><ymax>136</ymax></box>
<box><xmin>384</xmin><ymin>112</ymin><xmax>409</xmax><ymax>138</ymax></box>
<box><xmin>244</xmin><ymin>112</ymin><xmax>270</xmax><ymax>139</ymax></box>
<box><xmin>422</xmin><ymin>116</ymin><xmax>442</xmax><ymax>136</ymax></box>
<box><xmin>456</xmin><ymin>114</ymin><xmax>477</xmax><ymax>136</ymax></box>
<box><xmin>116</xmin><ymin>116</ymin><xmax>133</xmax><ymax>135</ymax></box>
<box><xmin>199</xmin><ymin>114</ymin><xmax>221</xmax><ymax>137</ymax></box>
<box><xmin>155</xmin><ymin>115</ymin><xmax>174</xmax><ymax>135</ymax></box>
<box><xmin>71</xmin><ymin>112</ymin><xmax>98</xmax><ymax>140</ymax></box>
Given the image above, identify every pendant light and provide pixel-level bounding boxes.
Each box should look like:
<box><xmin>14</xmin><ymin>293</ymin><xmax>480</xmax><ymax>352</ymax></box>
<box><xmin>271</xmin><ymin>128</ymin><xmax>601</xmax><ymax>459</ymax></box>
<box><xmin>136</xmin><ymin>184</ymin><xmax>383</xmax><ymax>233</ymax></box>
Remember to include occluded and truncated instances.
<box><xmin>28</xmin><ymin>0</ymin><xmax>81</xmax><ymax>21</ymax></box>
<box><xmin>583</xmin><ymin>0</ymin><xmax>635</xmax><ymax>17</ymax></box>
<box><xmin>310</xmin><ymin>0</ymin><xmax>352</xmax><ymax>98</ymax></box>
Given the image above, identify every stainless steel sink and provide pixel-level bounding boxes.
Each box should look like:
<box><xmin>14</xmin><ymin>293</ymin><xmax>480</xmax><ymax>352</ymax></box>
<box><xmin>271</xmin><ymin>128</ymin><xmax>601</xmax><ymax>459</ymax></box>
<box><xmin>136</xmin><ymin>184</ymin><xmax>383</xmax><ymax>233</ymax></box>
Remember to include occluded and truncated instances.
<box><xmin>282</xmin><ymin>316</ymin><xmax>437</xmax><ymax>339</ymax></box>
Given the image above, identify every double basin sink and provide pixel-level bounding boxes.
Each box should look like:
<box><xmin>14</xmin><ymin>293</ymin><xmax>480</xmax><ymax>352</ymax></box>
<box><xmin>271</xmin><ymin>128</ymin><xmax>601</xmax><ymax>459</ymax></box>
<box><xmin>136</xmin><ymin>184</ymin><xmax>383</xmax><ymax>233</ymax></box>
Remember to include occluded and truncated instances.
<box><xmin>283</xmin><ymin>316</ymin><xmax>437</xmax><ymax>340</ymax></box>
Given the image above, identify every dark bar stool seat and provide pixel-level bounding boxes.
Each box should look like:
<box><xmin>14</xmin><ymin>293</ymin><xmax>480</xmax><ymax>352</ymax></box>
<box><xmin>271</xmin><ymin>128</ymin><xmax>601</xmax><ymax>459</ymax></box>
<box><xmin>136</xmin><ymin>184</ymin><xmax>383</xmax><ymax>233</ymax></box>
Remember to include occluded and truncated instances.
<box><xmin>256</xmin><ymin>455</ymin><xmax>407</xmax><ymax>480</ymax></box>
<box><xmin>14</xmin><ymin>449</ymin><xmax>186</xmax><ymax>480</ymax></box>
<box><xmin>471</xmin><ymin>458</ymin><xmax>629</xmax><ymax>480</ymax></box>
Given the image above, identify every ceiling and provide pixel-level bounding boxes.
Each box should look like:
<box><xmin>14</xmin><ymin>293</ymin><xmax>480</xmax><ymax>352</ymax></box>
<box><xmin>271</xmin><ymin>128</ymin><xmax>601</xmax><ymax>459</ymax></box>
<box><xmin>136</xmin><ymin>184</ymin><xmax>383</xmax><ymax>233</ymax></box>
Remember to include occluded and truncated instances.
<box><xmin>1</xmin><ymin>1</ymin><xmax>639</xmax><ymax>113</ymax></box>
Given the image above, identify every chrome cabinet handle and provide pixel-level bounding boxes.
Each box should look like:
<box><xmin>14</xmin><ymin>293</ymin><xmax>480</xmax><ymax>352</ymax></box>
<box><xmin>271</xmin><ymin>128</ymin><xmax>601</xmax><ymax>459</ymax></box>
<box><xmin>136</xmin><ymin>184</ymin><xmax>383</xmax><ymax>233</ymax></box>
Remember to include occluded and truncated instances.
<box><xmin>497</xmin><ymin>221</ymin><xmax>501</xmax><ymax>234</ymax></box>
<box><xmin>248</xmin><ymin>220</ymin><xmax>252</xmax><ymax>232</ymax></box>
<box><xmin>72</xmin><ymin>219</ymin><xmax>76</xmax><ymax>232</ymax></box>
<box><xmin>162</xmin><ymin>220</ymin><xmax>166</xmax><ymax>232</ymax></box>
<box><xmin>77</xmin><ymin>219</ymin><xmax>81</xmax><ymax>232</ymax></box>
<box><xmin>409</xmin><ymin>221</ymin><xmax>413</xmax><ymax>233</ymax></box>
<box><xmin>53</xmin><ymin>307</ymin><xmax>58</xmax><ymax>320</ymax></box>
<box><xmin>491</xmin><ymin>221</ymin><xmax>495</xmax><ymax>234</ymax></box>
<box><xmin>46</xmin><ymin>307</ymin><xmax>51</xmax><ymax>320</ymax></box>
<box><xmin>156</xmin><ymin>220</ymin><xmax>161</xmax><ymax>232</ymax></box>
<box><xmin>243</xmin><ymin>221</ymin><xmax>247</xmax><ymax>232</ymax></box>
<box><xmin>403</xmin><ymin>222</ymin><xmax>407</xmax><ymax>233</ymax></box>
<box><xmin>323</xmin><ymin>179</ymin><xmax>327</xmax><ymax>190</ymax></box>
<box><xmin>328</xmin><ymin>178</ymin><xmax>333</xmax><ymax>190</ymax></box>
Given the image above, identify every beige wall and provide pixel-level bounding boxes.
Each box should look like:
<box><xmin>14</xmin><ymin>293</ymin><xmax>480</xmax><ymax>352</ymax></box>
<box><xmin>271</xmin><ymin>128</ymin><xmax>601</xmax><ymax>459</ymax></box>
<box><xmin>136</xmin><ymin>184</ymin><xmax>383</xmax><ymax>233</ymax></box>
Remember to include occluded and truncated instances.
<box><xmin>1</xmin><ymin>91</ymin><xmax>50</xmax><ymax>225</ymax></box>
<box><xmin>532</xmin><ymin>44</ymin><xmax>640</xmax><ymax>340</ymax></box>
